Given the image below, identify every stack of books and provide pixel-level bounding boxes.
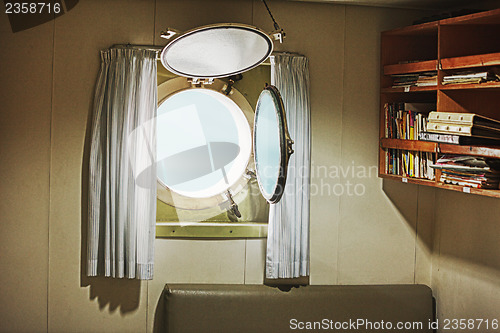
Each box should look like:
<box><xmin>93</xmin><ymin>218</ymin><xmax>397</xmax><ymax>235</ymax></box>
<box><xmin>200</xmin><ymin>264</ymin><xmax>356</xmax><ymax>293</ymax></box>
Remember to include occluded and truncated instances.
<box><xmin>420</xmin><ymin>111</ymin><xmax>500</xmax><ymax>145</ymax></box>
<box><xmin>385</xmin><ymin>103</ymin><xmax>436</xmax><ymax>180</ymax></box>
<box><xmin>442</xmin><ymin>69</ymin><xmax>500</xmax><ymax>85</ymax></box>
<box><xmin>387</xmin><ymin>149</ymin><xmax>436</xmax><ymax>180</ymax></box>
<box><xmin>416</xmin><ymin>71</ymin><xmax>438</xmax><ymax>87</ymax></box>
<box><xmin>391</xmin><ymin>71</ymin><xmax>437</xmax><ymax>88</ymax></box>
<box><xmin>392</xmin><ymin>73</ymin><xmax>419</xmax><ymax>88</ymax></box>
<box><xmin>384</xmin><ymin>102</ymin><xmax>434</xmax><ymax>140</ymax></box>
<box><xmin>431</xmin><ymin>155</ymin><xmax>500</xmax><ymax>189</ymax></box>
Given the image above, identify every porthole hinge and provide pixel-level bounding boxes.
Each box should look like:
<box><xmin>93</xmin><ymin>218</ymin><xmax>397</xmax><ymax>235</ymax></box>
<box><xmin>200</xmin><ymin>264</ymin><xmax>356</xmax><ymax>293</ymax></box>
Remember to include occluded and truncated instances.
<box><xmin>160</xmin><ymin>28</ymin><xmax>181</xmax><ymax>40</ymax></box>
<box><xmin>271</xmin><ymin>29</ymin><xmax>285</xmax><ymax>43</ymax></box>
<box><xmin>244</xmin><ymin>169</ymin><xmax>257</xmax><ymax>180</ymax></box>
<box><xmin>189</xmin><ymin>78</ymin><xmax>214</xmax><ymax>86</ymax></box>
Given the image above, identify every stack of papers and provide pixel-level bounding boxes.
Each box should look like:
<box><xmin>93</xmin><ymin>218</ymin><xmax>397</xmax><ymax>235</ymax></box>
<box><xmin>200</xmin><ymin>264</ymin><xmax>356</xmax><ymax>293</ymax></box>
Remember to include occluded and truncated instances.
<box><xmin>392</xmin><ymin>71</ymin><xmax>437</xmax><ymax>88</ymax></box>
<box><xmin>442</xmin><ymin>70</ymin><xmax>500</xmax><ymax>85</ymax></box>
<box><xmin>431</xmin><ymin>155</ymin><xmax>500</xmax><ymax>189</ymax></box>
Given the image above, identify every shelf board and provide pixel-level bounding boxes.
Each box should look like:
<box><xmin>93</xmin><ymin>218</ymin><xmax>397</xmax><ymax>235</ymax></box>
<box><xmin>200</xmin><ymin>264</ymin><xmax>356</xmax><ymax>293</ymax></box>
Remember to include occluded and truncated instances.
<box><xmin>382</xmin><ymin>21</ymin><xmax>438</xmax><ymax>36</ymax></box>
<box><xmin>439</xmin><ymin>81</ymin><xmax>500</xmax><ymax>90</ymax></box>
<box><xmin>437</xmin><ymin>183</ymin><xmax>500</xmax><ymax>198</ymax></box>
<box><xmin>379</xmin><ymin>173</ymin><xmax>500</xmax><ymax>198</ymax></box>
<box><xmin>381</xmin><ymin>86</ymin><xmax>437</xmax><ymax>93</ymax></box>
<box><xmin>439</xmin><ymin>143</ymin><xmax>500</xmax><ymax>159</ymax></box>
<box><xmin>381</xmin><ymin>138</ymin><xmax>437</xmax><ymax>152</ymax></box>
<box><xmin>384</xmin><ymin>60</ymin><xmax>437</xmax><ymax>75</ymax></box>
<box><xmin>381</xmin><ymin>138</ymin><xmax>500</xmax><ymax>158</ymax></box>
<box><xmin>441</xmin><ymin>52</ymin><xmax>500</xmax><ymax>70</ymax></box>
<box><xmin>440</xmin><ymin>8</ymin><xmax>500</xmax><ymax>26</ymax></box>
<box><xmin>379</xmin><ymin>173</ymin><xmax>436</xmax><ymax>186</ymax></box>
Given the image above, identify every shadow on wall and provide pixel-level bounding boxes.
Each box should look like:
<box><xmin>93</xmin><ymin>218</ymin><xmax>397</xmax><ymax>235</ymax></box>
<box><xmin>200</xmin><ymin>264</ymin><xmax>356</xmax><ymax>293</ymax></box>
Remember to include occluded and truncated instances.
<box><xmin>383</xmin><ymin>178</ymin><xmax>500</xmax><ymax>280</ymax></box>
<box><xmin>79</xmin><ymin>79</ymin><xmax>141</xmax><ymax>314</ymax></box>
<box><xmin>153</xmin><ymin>293</ymin><xmax>165</xmax><ymax>333</ymax></box>
<box><xmin>433</xmin><ymin>189</ymin><xmax>500</xmax><ymax>273</ymax></box>
<box><xmin>382</xmin><ymin>179</ymin><xmax>433</xmax><ymax>251</ymax></box>
<box><xmin>5</xmin><ymin>0</ymin><xmax>79</xmax><ymax>32</ymax></box>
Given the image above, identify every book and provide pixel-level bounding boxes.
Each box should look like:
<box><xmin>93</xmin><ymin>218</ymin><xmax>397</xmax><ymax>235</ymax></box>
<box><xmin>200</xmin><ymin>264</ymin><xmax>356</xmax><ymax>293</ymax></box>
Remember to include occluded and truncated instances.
<box><xmin>391</xmin><ymin>71</ymin><xmax>437</xmax><ymax>88</ymax></box>
<box><xmin>419</xmin><ymin>131</ymin><xmax>500</xmax><ymax>146</ymax></box>
<box><xmin>428</xmin><ymin>112</ymin><xmax>500</xmax><ymax>130</ymax></box>
<box><xmin>384</xmin><ymin>103</ymin><xmax>434</xmax><ymax>140</ymax></box>
<box><xmin>386</xmin><ymin>148</ymin><xmax>435</xmax><ymax>180</ymax></box>
<box><xmin>426</xmin><ymin>112</ymin><xmax>500</xmax><ymax>139</ymax></box>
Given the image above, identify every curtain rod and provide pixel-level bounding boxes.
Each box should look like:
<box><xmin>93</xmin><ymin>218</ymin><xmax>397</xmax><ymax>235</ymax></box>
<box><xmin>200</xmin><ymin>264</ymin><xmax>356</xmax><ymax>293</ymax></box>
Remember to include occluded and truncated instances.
<box><xmin>272</xmin><ymin>51</ymin><xmax>306</xmax><ymax>57</ymax></box>
<box><xmin>111</xmin><ymin>44</ymin><xmax>163</xmax><ymax>52</ymax></box>
<box><xmin>111</xmin><ymin>44</ymin><xmax>163</xmax><ymax>59</ymax></box>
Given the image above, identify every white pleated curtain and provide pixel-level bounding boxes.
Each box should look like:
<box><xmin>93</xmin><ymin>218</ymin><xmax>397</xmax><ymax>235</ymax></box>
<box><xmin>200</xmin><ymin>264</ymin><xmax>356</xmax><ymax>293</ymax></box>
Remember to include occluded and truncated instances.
<box><xmin>266</xmin><ymin>53</ymin><xmax>311</xmax><ymax>279</ymax></box>
<box><xmin>87</xmin><ymin>48</ymin><xmax>158</xmax><ymax>280</ymax></box>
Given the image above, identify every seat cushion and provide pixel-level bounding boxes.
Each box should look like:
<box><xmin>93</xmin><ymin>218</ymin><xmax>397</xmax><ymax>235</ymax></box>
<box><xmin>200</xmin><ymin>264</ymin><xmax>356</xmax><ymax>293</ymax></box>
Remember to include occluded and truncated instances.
<box><xmin>163</xmin><ymin>284</ymin><xmax>434</xmax><ymax>333</ymax></box>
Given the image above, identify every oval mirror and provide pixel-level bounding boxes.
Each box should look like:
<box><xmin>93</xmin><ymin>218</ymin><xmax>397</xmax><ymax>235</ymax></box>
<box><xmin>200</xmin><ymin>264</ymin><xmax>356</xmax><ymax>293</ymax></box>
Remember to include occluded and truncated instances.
<box><xmin>253</xmin><ymin>85</ymin><xmax>293</xmax><ymax>204</ymax></box>
<box><xmin>160</xmin><ymin>23</ymin><xmax>273</xmax><ymax>79</ymax></box>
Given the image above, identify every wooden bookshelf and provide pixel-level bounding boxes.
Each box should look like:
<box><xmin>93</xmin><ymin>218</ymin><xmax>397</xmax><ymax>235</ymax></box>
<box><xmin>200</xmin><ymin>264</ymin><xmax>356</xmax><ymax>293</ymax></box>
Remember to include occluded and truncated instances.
<box><xmin>384</xmin><ymin>60</ymin><xmax>438</xmax><ymax>75</ymax></box>
<box><xmin>380</xmin><ymin>138</ymin><xmax>437</xmax><ymax>152</ymax></box>
<box><xmin>381</xmin><ymin>86</ymin><xmax>437</xmax><ymax>93</ymax></box>
<box><xmin>439</xmin><ymin>81</ymin><xmax>500</xmax><ymax>91</ymax></box>
<box><xmin>380</xmin><ymin>174</ymin><xmax>500</xmax><ymax>199</ymax></box>
<box><xmin>379</xmin><ymin>8</ymin><xmax>500</xmax><ymax>198</ymax></box>
<box><xmin>441</xmin><ymin>52</ymin><xmax>500</xmax><ymax>70</ymax></box>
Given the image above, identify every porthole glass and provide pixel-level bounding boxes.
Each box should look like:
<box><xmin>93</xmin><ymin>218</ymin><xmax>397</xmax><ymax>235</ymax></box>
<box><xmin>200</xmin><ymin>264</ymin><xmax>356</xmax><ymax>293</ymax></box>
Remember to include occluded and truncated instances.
<box><xmin>161</xmin><ymin>24</ymin><xmax>273</xmax><ymax>79</ymax></box>
<box><xmin>253</xmin><ymin>85</ymin><xmax>293</xmax><ymax>204</ymax></box>
<box><xmin>157</xmin><ymin>88</ymin><xmax>252</xmax><ymax>199</ymax></box>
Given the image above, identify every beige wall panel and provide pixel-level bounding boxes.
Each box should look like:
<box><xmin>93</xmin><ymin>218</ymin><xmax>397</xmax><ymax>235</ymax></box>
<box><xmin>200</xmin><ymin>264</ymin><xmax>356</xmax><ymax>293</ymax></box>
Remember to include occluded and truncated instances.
<box><xmin>48</xmin><ymin>0</ymin><xmax>154</xmax><ymax>332</ymax></box>
<box><xmin>154</xmin><ymin>0</ymin><xmax>253</xmax><ymax>45</ymax></box>
<box><xmin>339</xmin><ymin>179</ymin><xmax>418</xmax><ymax>283</ymax></box>
<box><xmin>339</xmin><ymin>5</ymin><xmax>426</xmax><ymax>284</ymax></box>
<box><xmin>0</xmin><ymin>11</ymin><xmax>52</xmax><ymax>333</ymax></box>
<box><xmin>254</xmin><ymin>0</ymin><xmax>346</xmax><ymax>285</ymax></box>
<box><xmin>244</xmin><ymin>239</ymin><xmax>267</xmax><ymax>284</ymax></box>
<box><xmin>433</xmin><ymin>257</ymin><xmax>500</xmax><ymax>333</ymax></box>
<box><xmin>414</xmin><ymin>185</ymin><xmax>435</xmax><ymax>286</ymax></box>
<box><xmin>147</xmin><ymin>239</ymin><xmax>246</xmax><ymax>332</ymax></box>
<box><xmin>432</xmin><ymin>190</ymin><xmax>500</xmax><ymax>331</ymax></box>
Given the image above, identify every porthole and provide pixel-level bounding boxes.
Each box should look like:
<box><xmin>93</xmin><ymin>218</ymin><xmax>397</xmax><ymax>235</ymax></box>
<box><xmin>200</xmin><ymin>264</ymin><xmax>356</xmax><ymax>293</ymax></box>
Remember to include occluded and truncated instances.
<box><xmin>156</xmin><ymin>77</ymin><xmax>255</xmax><ymax>210</ymax></box>
<box><xmin>156</xmin><ymin>23</ymin><xmax>293</xmax><ymax>238</ymax></box>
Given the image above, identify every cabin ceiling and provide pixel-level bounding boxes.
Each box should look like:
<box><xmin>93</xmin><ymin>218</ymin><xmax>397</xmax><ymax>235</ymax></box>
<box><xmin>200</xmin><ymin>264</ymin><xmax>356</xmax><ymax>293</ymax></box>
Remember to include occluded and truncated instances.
<box><xmin>288</xmin><ymin>0</ymin><xmax>485</xmax><ymax>10</ymax></box>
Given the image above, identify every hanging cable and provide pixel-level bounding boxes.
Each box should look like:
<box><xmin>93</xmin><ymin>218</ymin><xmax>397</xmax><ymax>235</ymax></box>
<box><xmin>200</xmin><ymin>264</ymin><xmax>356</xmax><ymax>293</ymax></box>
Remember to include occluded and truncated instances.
<box><xmin>261</xmin><ymin>0</ymin><xmax>280</xmax><ymax>31</ymax></box>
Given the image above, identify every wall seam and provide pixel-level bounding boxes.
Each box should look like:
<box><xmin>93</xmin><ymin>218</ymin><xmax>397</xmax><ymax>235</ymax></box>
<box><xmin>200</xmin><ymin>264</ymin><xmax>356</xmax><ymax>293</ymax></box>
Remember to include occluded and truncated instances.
<box><xmin>153</xmin><ymin>0</ymin><xmax>157</xmax><ymax>45</ymax></box>
<box><xmin>47</xmin><ymin>11</ymin><xmax>56</xmax><ymax>333</ymax></box>
<box><xmin>335</xmin><ymin>4</ymin><xmax>347</xmax><ymax>285</ymax></box>
<box><xmin>244</xmin><ymin>239</ymin><xmax>247</xmax><ymax>284</ymax></box>
<box><xmin>251</xmin><ymin>0</ymin><xmax>254</xmax><ymax>26</ymax></box>
<box><xmin>413</xmin><ymin>185</ymin><xmax>420</xmax><ymax>284</ymax></box>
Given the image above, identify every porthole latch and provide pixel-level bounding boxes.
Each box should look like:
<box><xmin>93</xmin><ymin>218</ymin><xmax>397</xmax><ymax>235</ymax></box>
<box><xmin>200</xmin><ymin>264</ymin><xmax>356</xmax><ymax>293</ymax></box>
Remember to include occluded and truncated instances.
<box><xmin>222</xmin><ymin>79</ymin><xmax>235</xmax><ymax>95</ymax></box>
<box><xmin>287</xmin><ymin>138</ymin><xmax>294</xmax><ymax>156</ymax></box>
<box><xmin>225</xmin><ymin>190</ymin><xmax>241</xmax><ymax>218</ymax></box>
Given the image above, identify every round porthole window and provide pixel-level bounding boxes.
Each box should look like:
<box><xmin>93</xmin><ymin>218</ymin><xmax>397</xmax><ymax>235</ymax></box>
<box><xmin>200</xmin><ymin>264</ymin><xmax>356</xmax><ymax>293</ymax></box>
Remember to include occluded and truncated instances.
<box><xmin>157</xmin><ymin>77</ymin><xmax>254</xmax><ymax>209</ymax></box>
<box><xmin>158</xmin><ymin>23</ymin><xmax>293</xmax><ymax>208</ymax></box>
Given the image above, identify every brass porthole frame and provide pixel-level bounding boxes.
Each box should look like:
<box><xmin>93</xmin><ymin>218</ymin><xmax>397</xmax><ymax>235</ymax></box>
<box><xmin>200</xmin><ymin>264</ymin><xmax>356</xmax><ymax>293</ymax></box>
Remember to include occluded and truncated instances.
<box><xmin>156</xmin><ymin>77</ymin><xmax>255</xmax><ymax>210</ymax></box>
<box><xmin>155</xmin><ymin>76</ymin><xmax>268</xmax><ymax>239</ymax></box>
